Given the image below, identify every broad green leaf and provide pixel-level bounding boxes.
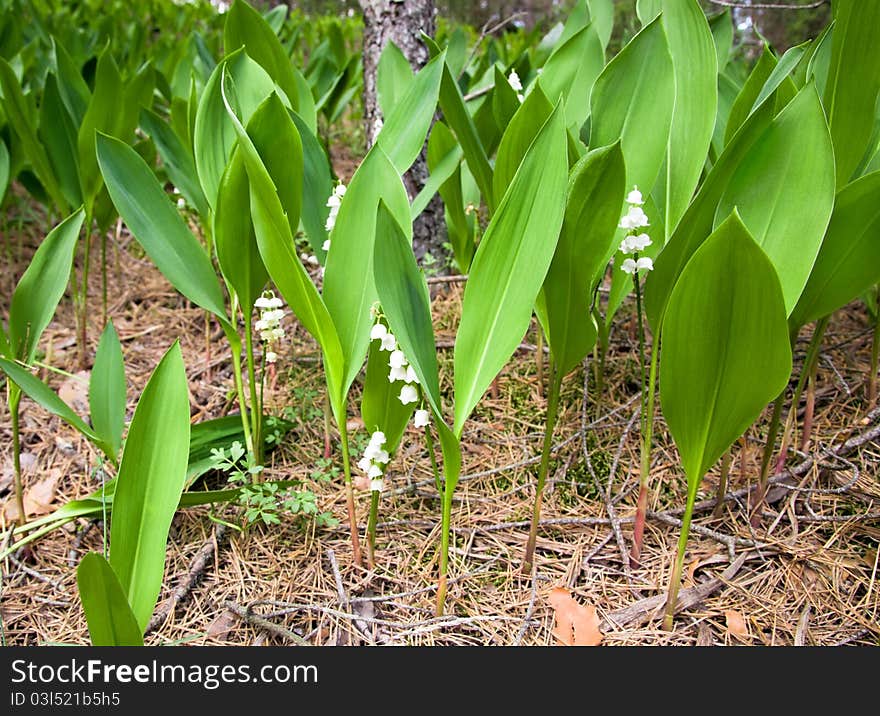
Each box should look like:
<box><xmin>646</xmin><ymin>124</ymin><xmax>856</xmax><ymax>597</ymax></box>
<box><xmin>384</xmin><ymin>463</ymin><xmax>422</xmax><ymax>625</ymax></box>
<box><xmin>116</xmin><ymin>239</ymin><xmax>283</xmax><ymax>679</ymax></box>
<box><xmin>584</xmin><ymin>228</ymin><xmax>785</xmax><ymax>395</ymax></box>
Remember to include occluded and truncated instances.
<box><xmin>453</xmin><ymin>105</ymin><xmax>568</xmax><ymax>435</ymax></box>
<box><xmin>0</xmin><ymin>139</ymin><xmax>8</xmax><ymax>202</ymax></box>
<box><xmin>323</xmin><ymin>146</ymin><xmax>412</xmax><ymax>396</ymax></box>
<box><xmin>539</xmin><ymin>142</ymin><xmax>626</xmax><ymax>376</ymax></box>
<box><xmin>219</xmin><ymin>89</ymin><xmax>346</xmax><ymax>417</ymax></box>
<box><xmin>52</xmin><ymin>38</ymin><xmax>90</xmax><ymax>126</ymax></box>
<box><xmin>493</xmin><ymin>84</ymin><xmax>553</xmax><ymax>204</ymax></box>
<box><xmin>96</xmin><ymin>134</ymin><xmax>229</xmax><ymax>323</ymax></box>
<box><xmin>77</xmin><ymin>48</ymin><xmax>123</xmax><ymax>206</ymax></box>
<box><xmin>377</xmin><ymin>41</ymin><xmax>414</xmax><ymax>119</ymax></box>
<box><xmin>375</xmin><ymin>51</ymin><xmax>444</xmax><ymax>175</ymax></box>
<box><xmin>539</xmin><ymin>23</ymin><xmax>605</xmax><ymax>132</ymax></box>
<box><xmin>89</xmin><ymin>321</ymin><xmax>126</xmax><ymax>461</ymax></box>
<box><xmin>39</xmin><ymin>74</ymin><xmax>82</xmax><ymax>208</ymax></box>
<box><xmin>438</xmin><ymin>63</ymin><xmax>494</xmax><ymax>212</ymax></box>
<box><xmin>750</xmin><ymin>41</ymin><xmax>807</xmax><ymax>117</ymax></box>
<box><xmin>77</xmin><ymin>553</ymin><xmax>144</xmax><ymax>646</ymax></box>
<box><xmin>823</xmin><ymin>0</ymin><xmax>880</xmax><ymax>187</ymax></box>
<box><xmin>194</xmin><ymin>49</ymin><xmax>277</xmax><ymax>210</ymax></box>
<box><xmin>224</xmin><ymin>0</ymin><xmax>315</xmax><ymax>131</ymax></box>
<box><xmin>109</xmin><ymin>341</ymin><xmax>190</xmax><ymax>633</ymax></box>
<box><xmin>661</xmin><ymin>0</ymin><xmax>718</xmax><ymax>238</ymax></box>
<box><xmin>9</xmin><ymin>209</ymin><xmax>83</xmax><ymax>363</ymax></box>
<box><xmin>715</xmin><ymin>84</ymin><xmax>835</xmax><ymax>315</ymax></box>
<box><xmin>492</xmin><ymin>66</ymin><xmax>521</xmax><ymax>134</ymax></box>
<box><xmin>373</xmin><ymin>201</ymin><xmax>442</xmax><ymax>416</ymax></box>
<box><xmin>139</xmin><ymin>108</ymin><xmax>209</xmax><ymax>218</ymax></box>
<box><xmin>709</xmin><ymin>9</ymin><xmax>733</xmax><ymax>72</ymax></box>
<box><xmin>661</xmin><ymin>212</ymin><xmax>791</xmax><ymax>483</ymax></box>
<box><xmin>724</xmin><ymin>45</ymin><xmax>776</xmax><ymax>145</ymax></box>
<box><xmin>0</xmin><ymin>357</ymin><xmax>104</xmax><ymax>451</ymax></box>
<box><xmin>712</xmin><ymin>72</ymin><xmax>741</xmax><ymax>161</ymax></box>
<box><xmin>0</xmin><ymin>58</ymin><xmax>66</xmax><ymax>211</ymax></box>
<box><xmin>428</xmin><ymin>122</ymin><xmax>475</xmax><ymax>271</ymax></box>
<box><xmin>637</xmin><ymin>0</ymin><xmax>661</xmax><ymax>25</ymax></box>
<box><xmin>644</xmin><ymin>99</ymin><xmax>775</xmax><ymax>331</ymax></box>
<box><xmin>411</xmin><ymin>136</ymin><xmax>462</xmax><ymax>220</ymax></box>
<box><xmin>588</xmin><ymin>0</ymin><xmax>614</xmax><ymax>52</ymax></box>
<box><xmin>361</xmin><ymin>333</ymin><xmax>415</xmax><ymax>455</ymax></box>
<box><xmin>291</xmin><ymin>110</ymin><xmax>333</xmax><ymax>259</ymax></box>
<box><xmin>790</xmin><ymin>171</ymin><xmax>880</xmax><ymax>328</ymax></box>
<box><xmin>214</xmin><ymin>149</ymin><xmax>267</xmax><ymax>313</ymax></box>
<box><xmin>591</xmin><ymin>15</ymin><xmax>674</xmax><ymax>195</ymax></box>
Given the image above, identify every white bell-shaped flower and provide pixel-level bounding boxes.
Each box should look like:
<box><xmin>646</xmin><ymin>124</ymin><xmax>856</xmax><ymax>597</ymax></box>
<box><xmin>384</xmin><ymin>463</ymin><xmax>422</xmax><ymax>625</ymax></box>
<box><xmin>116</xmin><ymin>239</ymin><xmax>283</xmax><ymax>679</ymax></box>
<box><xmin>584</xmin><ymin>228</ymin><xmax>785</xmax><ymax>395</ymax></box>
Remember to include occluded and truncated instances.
<box><xmin>398</xmin><ymin>384</ymin><xmax>418</xmax><ymax>405</ymax></box>
<box><xmin>626</xmin><ymin>186</ymin><xmax>644</xmax><ymax>206</ymax></box>
<box><xmin>370</xmin><ymin>323</ymin><xmax>388</xmax><ymax>341</ymax></box>
<box><xmin>413</xmin><ymin>409</ymin><xmax>430</xmax><ymax>428</ymax></box>
<box><xmin>621</xmin><ymin>258</ymin><xmax>638</xmax><ymax>275</ymax></box>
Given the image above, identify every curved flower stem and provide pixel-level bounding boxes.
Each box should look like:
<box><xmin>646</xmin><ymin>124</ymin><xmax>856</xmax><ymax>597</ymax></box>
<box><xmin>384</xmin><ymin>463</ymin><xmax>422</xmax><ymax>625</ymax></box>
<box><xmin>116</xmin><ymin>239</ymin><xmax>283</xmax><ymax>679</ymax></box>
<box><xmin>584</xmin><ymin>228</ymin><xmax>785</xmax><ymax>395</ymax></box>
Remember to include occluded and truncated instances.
<box><xmin>338</xmin><ymin>418</ymin><xmax>363</xmax><ymax>567</ymax></box>
<box><xmin>8</xmin><ymin>384</ymin><xmax>24</xmax><ymax>526</ymax></box>
<box><xmin>366</xmin><ymin>490</ymin><xmax>380</xmax><ymax>569</ymax></box>
<box><xmin>630</xmin><ymin>272</ymin><xmax>656</xmax><ymax>568</ymax></box>
<box><xmin>869</xmin><ymin>311</ymin><xmax>879</xmax><ymax>409</ymax></box>
<box><xmin>663</xmin><ymin>479</ymin><xmax>699</xmax><ymax>630</ymax></box>
<box><xmin>229</xmin><ymin>338</ymin><xmax>255</xmax><ymax>464</ymax></box>
<box><xmin>522</xmin><ymin>362</ymin><xmax>563</xmax><ymax>574</ymax></box>
<box><xmin>436</xmin><ymin>481</ymin><xmax>454</xmax><ymax>616</ymax></box>
<box><xmin>243</xmin><ymin>317</ymin><xmax>262</xmax><ymax>469</ymax></box>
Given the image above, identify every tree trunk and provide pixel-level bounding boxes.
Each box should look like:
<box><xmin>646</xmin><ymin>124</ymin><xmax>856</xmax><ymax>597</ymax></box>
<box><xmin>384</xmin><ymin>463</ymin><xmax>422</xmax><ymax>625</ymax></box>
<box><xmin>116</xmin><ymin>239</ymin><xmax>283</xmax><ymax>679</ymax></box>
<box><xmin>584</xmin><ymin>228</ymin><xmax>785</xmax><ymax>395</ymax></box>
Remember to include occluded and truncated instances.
<box><xmin>359</xmin><ymin>0</ymin><xmax>446</xmax><ymax>264</ymax></box>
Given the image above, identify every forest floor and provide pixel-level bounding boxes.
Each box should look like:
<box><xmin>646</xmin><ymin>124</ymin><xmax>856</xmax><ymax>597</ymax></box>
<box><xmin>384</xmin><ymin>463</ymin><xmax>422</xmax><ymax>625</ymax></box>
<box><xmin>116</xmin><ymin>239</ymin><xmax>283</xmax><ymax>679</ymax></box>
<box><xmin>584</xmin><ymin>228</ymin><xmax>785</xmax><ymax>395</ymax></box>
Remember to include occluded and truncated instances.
<box><xmin>1</xmin><ymin>188</ymin><xmax>878</xmax><ymax>647</ymax></box>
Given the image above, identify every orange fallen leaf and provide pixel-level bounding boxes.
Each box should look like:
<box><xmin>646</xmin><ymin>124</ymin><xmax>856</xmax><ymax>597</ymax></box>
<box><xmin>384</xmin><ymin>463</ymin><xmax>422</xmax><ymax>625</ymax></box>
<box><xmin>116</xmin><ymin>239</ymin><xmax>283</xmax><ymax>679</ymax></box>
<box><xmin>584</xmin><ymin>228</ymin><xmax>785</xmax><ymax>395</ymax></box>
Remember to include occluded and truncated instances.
<box><xmin>4</xmin><ymin>470</ymin><xmax>61</xmax><ymax>521</ymax></box>
<box><xmin>725</xmin><ymin>610</ymin><xmax>749</xmax><ymax>640</ymax></box>
<box><xmin>548</xmin><ymin>587</ymin><xmax>603</xmax><ymax>646</ymax></box>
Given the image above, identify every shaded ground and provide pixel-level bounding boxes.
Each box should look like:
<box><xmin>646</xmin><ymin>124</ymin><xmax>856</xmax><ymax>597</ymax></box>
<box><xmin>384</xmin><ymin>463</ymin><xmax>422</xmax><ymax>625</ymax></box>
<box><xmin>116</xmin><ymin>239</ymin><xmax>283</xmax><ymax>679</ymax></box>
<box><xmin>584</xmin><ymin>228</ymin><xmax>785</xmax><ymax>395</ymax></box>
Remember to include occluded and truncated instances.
<box><xmin>1</xmin><ymin>189</ymin><xmax>878</xmax><ymax>646</ymax></box>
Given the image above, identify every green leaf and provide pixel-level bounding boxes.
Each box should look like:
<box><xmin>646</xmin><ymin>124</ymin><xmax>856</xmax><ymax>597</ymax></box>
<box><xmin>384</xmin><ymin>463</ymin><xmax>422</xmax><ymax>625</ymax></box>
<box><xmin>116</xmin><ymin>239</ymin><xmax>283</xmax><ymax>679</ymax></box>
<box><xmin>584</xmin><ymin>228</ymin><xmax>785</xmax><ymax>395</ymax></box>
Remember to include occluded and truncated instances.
<box><xmin>0</xmin><ymin>139</ymin><xmax>9</xmax><ymax>203</ymax></box>
<box><xmin>412</xmin><ymin>133</ymin><xmax>462</xmax><ymax>220</ymax></box>
<box><xmin>539</xmin><ymin>23</ymin><xmax>605</xmax><ymax>132</ymax></box>
<box><xmin>714</xmin><ymin>84</ymin><xmax>835</xmax><ymax>315</ymax></box>
<box><xmin>661</xmin><ymin>212</ymin><xmax>791</xmax><ymax>483</ymax></box>
<box><xmin>750</xmin><ymin>41</ymin><xmax>807</xmax><ymax>118</ymax></box>
<box><xmin>428</xmin><ymin>123</ymin><xmax>475</xmax><ymax>271</ymax></box>
<box><xmin>539</xmin><ymin>143</ymin><xmax>626</xmax><ymax>376</ymax></box>
<box><xmin>194</xmin><ymin>49</ymin><xmax>277</xmax><ymax>210</ymax></box>
<box><xmin>637</xmin><ymin>0</ymin><xmax>661</xmax><ymax>24</ymax></box>
<box><xmin>373</xmin><ymin>202</ymin><xmax>442</xmax><ymax>416</ymax></box>
<box><xmin>224</xmin><ymin>0</ymin><xmax>316</xmax><ymax>131</ymax></box>
<box><xmin>109</xmin><ymin>341</ymin><xmax>191</xmax><ymax>633</ymax></box>
<box><xmin>39</xmin><ymin>74</ymin><xmax>82</xmax><ymax>209</ymax></box>
<box><xmin>375</xmin><ymin>51</ymin><xmax>445</xmax><ymax>175</ymax></box>
<box><xmin>790</xmin><ymin>171</ymin><xmax>880</xmax><ymax>328</ymax></box>
<box><xmin>493</xmin><ymin>84</ymin><xmax>553</xmax><ymax>205</ymax></box>
<box><xmin>219</xmin><ymin>89</ymin><xmax>346</xmax><ymax>417</ymax></box>
<box><xmin>9</xmin><ymin>209</ymin><xmax>84</xmax><ymax>363</ymax></box>
<box><xmin>377</xmin><ymin>41</ymin><xmax>414</xmax><ymax>119</ymax></box>
<box><xmin>709</xmin><ymin>9</ymin><xmax>733</xmax><ymax>72</ymax></box>
<box><xmin>724</xmin><ymin>44</ymin><xmax>777</xmax><ymax>145</ymax></box>
<box><xmin>139</xmin><ymin>108</ymin><xmax>209</xmax><ymax>219</ymax></box>
<box><xmin>52</xmin><ymin>38</ymin><xmax>90</xmax><ymax>127</ymax></box>
<box><xmin>438</xmin><ymin>62</ymin><xmax>494</xmax><ymax>212</ymax></box>
<box><xmin>361</xmin><ymin>332</ymin><xmax>415</xmax><ymax>455</ymax></box>
<box><xmin>96</xmin><ymin>133</ymin><xmax>229</xmax><ymax>323</ymax></box>
<box><xmin>77</xmin><ymin>553</ymin><xmax>144</xmax><ymax>646</ymax></box>
<box><xmin>491</xmin><ymin>66</ymin><xmax>521</xmax><ymax>133</ymax></box>
<box><xmin>214</xmin><ymin>149</ymin><xmax>267</xmax><ymax>314</ymax></box>
<box><xmin>660</xmin><ymin>0</ymin><xmax>718</xmax><ymax>238</ymax></box>
<box><xmin>89</xmin><ymin>321</ymin><xmax>126</xmax><ymax>460</ymax></box>
<box><xmin>588</xmin><ymin>0</ymin><xmax>614</xmax><ymax>51</ymax></box>
<box><xmin>323</xmin><ymin>146</ymin><xmax>412</xmax><ymax>397</ymax></box>
<box><xmin>590</xmin><ymin>15</ymin><xmax>674</xmax><ymax>195</ymax></box>
<box><xmin>0</xmin><ymin>57</ymin><xmax>66</xmax><ymax>212</ymax></box>
<box><xmin>0</xmin><ymin>357</ymin><xmax>104</xmax><ymax>450</ymax></box>
<box><xmin>77</xmin><ymin>48</ymin><xmax>123</xmax><ymax>207</ymax></box>
<box><xmin>291</xmin><ymin>110</ymin><xmax>333</xmax><ymax>259</ymax></box>
<box><xmin>823</xmin><ymin>0</ymin><xmax>880</xmax><ymax>187</ymax></box>
<box><xmin>453</xmin><ymin>104</ymin><xmax>568</xmax><ymax>435</ymax></box>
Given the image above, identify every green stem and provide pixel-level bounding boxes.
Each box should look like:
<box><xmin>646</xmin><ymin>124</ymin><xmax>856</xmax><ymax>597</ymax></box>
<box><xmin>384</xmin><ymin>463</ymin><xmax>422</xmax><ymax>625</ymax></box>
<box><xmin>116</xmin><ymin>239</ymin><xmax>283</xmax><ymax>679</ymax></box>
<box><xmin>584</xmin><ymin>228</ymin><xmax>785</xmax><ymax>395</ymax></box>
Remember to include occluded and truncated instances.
<box><xmin>869</xmin><ymin>312</ymin><xmax>879</xmax><ymax>408</ymax></box>
<box><xmin>663</xmin><ymin>480</ymin><xmax>699</xmax><ymax>630</ymax></box>
<box><xmin>753</xmin><ymin>390</ymin><xmax>786</xmax><ymax>523</ymax></box>
<box><xmin>593</xmin><ymin>307</ymin><xmax>608</xmax><ymax>417</ymax></box>
<box><xmin>633</xmin><ymin>267</ymin><xmax>647</xmax><ymax>406</ymax></box>
<box><xmin>522</xmin><ymin>363</ymin><xmax>563</xmax><ymax>574</ymax></box>
<box><xmin>338</xmin><ymin>418</ymin><xmax>363</xmax><ymax>567</ymax></box>
<box><xmin>229</xmin><ymin>339</ymin><xmax>255</xmax><ymax>463</ymax></box>
<box><xmin>100</xmin><ymin>231</ymin><xmax>108</xmax><ymax>327</ymax></box>
<box><xmin>8</xmin><ymin>384</ymin><xmax>24</xmax><ymax>526</ymax></box>
<box><xmin>424</xmin><ymin>422</ymin><xmax>443</xmax><ymax>493</ymax></box>
<box><xmin>631</xmin><ymin>276</ymin><xmax>658</xmax><ymax>567</ymax></box>
<box><xmin>366</xmin><ymin>489</ymin><xmax>380</xmax><ymax>569</ymax></box>
<box><xmin>535</xmin><ymin>321</ymin><xmax>544</xmax><ymax>398</ymax></box>
<box><xmin>436</xmin><ymin>482</ymin><xmax>454</xmax><ymax>616</ymax></box>
<box><xmin>77</xmin><ymin>209</ymin><xmax>93</xmax><ymax>367</ymax></box>
<box><xmin>243</xmin><ymin>317</ymin><xmax>262</xmax><ymax>469</ymax></box>
<box><xmin>713</xmin><ymin>449</ymin><xmax>733</xmax><ymax>517</ymax></box>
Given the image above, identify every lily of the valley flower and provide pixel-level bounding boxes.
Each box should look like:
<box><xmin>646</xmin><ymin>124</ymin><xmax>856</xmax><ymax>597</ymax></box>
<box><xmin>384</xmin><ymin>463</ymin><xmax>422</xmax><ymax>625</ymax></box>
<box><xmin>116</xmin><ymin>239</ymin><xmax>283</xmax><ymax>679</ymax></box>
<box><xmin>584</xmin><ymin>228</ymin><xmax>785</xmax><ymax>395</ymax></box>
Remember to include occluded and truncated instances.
<box><xmin>413</xmin><ymin>409</ymin><xmax>430</xmax><ymax>428</ymax></box>
<box><xmin>620</xmin><ymin>233</ymin><xmax>652</xmax><ymax>254</ymax></box>
<box><xmin>626</xmin><ymin>186</ymin><xmax>644</xmax><ymax>205</ymax></box>
<box><xmin>619</xmin><ymin>205</ymin><xmax>650</xmax><ymax>230</ymax></box>
<box><xmin>254</xmin><ymin>291</ymin><xmax>285</xmax><ymax>362</ymax></box>
<box><xmin>399</xmin><ymin>384</ymin><xmax>418</xmax><ymax>405</ymax></box>
<box><xmin>358</xmin><ymin>431</ymin><xmax>390</xmax><ymax>492</ymax></box>
<box><xmin>620</xmin><ymin>256</ymin><xmax>654</xmax><ymax>275</ymax></box>
<box><xmin>325</xmin><ymin>181</ymin><xmax>347</xmax><ymax>233</ymax></box>
<box><xmin>508</xmin><ymin>70</ymin><xmax>525</xmax><ymax>102</ymax></box>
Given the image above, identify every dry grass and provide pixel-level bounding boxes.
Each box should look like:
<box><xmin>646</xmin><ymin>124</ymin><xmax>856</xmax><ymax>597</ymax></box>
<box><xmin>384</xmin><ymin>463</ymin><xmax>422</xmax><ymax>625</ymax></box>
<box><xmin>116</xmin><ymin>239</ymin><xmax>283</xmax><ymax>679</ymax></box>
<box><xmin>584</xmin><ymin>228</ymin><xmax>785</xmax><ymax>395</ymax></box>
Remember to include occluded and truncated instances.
<box><xmin>1</xmin><ymin>194</ymin><xmax>878</xmax><ymax>647</ymax></box>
